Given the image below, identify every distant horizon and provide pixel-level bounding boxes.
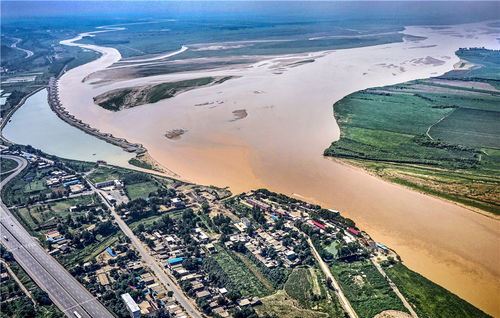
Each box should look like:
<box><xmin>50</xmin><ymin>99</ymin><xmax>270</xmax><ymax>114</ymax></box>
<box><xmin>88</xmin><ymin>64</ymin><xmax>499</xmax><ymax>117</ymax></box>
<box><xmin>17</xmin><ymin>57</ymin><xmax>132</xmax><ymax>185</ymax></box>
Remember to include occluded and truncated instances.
<box><xmin>3</xmin><ymin>0</ymin><xmax>500</xmax><ymax>2</ymax></box>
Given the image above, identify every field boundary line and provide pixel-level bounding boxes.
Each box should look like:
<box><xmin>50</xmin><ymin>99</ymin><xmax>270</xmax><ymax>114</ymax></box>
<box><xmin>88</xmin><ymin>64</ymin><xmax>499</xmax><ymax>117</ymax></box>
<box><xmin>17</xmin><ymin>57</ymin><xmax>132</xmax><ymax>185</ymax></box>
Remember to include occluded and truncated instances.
<box><xmin>426</xmin><ymin>108</ymin><xmax>458</xmax><ymax>140</ymax></box>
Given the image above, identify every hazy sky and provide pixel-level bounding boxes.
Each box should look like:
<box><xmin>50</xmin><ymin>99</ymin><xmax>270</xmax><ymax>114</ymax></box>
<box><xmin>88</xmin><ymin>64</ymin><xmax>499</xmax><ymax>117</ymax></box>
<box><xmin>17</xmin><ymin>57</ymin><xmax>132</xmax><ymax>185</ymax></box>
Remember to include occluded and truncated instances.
<box><xmin>4</xmin><ymin>0</ymin><xmax>495</xmax><ymax>1</ymax></box>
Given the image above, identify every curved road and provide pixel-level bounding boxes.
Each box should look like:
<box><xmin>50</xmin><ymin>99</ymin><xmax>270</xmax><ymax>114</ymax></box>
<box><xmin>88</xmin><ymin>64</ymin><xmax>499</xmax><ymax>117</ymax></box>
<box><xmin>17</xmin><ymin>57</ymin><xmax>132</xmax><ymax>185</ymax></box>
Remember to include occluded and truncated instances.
<box><xmin>0</xmin><ymin>155</ymin><xmax>113</xmax><ymax>318</ymax></box>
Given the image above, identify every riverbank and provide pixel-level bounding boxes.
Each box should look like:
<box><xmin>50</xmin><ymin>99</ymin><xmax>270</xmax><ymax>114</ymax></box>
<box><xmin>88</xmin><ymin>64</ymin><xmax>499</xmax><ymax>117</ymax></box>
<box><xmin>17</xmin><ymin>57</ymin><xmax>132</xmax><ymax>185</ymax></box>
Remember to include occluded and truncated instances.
<box><xmin>324</xmin><ymin>48</ymin><xmax>500</xmax><ymax>216</ymax></box>
<box><xmin>2</xmin><ymin>90</ymin><xmax>136</xmax><ymax>167</ymax></box>
<box><xmin>334</xmin><ymin>157</ymin><xmax>500</xmax><ymax>221</ymax></box>
<box><xmin>51</xmin><ymin>21</ymin><xmax>500</xmax><ymax>316</ymax></box>
<box><xmin>48</xmin><ymin>77</ymin><xmax>146</xmax><ymax>154</ymax></box>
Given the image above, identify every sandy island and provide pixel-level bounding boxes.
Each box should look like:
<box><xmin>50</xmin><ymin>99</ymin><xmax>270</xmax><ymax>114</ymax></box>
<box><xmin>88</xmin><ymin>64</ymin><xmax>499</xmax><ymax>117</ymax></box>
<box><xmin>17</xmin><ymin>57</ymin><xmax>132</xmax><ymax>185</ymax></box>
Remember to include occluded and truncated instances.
<box><xmin>57</xmin><ymin>21</ymin><xmax>500</xmax><ymax>316</ymax></box>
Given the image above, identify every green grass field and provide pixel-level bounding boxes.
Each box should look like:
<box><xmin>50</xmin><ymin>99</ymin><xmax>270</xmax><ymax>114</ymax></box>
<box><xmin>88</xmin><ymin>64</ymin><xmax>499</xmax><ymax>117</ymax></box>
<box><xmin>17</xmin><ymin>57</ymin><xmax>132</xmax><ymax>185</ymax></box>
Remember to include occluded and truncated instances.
<box><xmin>386</xmin><ymin>263</ymin><xmax>491</xmax><ymax>318</ymax></box>
<box><xmin>281</xmin><ymin>266</ymin><xmax>349</xmax><ymax>317</ymax></box>
<box><xmin>323</xmin><ymin>242</ymin><xmax>339</xmax><ymax>258</ymax></box>
<box><xmin>59</xmin><ymin>233</ymin><xmax>122</xmax><ymax>267</ymax></box>
<box><xmin>325</xmin><ymin>48</ymin><xmax>500</xmax><ymax>214</ymax></box>
<box><xmin>13</xmin><ymin>195</ymin><xmax>98</xmax><ymax>231</ymax></box>
<box><xmin>125</xmin><ymin>181</ymin><xmax>159</xmax><ymax>200</ymax></box>
<box><xmin>330</xmin><ymin>260</ymin><xmax>408</xmax><ymax>318</ymax></box>
<box><xmin>430</xmin><ymin>108</ymin><xmax>500</xmax><ymax>149</ymax></box>
<box><xmin>284</xmin><ymin>267</ymin><xmax>318</xmax><ymax>308</ymax></box>
<box><xmin>87</xmin><ymin>166</ymin><xmax>125</xmax><ymax>183</ymax></box>
<box><xmin>1</xmin><ymin>158</ymin><xmax>18</xmax><ymax>173</ymax></box>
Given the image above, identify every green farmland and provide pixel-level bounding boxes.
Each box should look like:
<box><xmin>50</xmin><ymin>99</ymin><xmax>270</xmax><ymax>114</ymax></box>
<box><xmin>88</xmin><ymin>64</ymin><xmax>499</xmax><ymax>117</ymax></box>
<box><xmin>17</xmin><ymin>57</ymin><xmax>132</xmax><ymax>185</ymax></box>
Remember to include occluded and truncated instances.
<box><xmin>125</xmin><ymin>181</ymin><xmax>159</xmax><ymax>200</ymax></box>
<box><xmin>325</xmin><ymin>48</ymin><xmax>500</xmax><ymax>214</ymax></box>
<box><xmin>257</xmin><ymin>266</ymin><xmax>344</xmax><ymax>318</ymax></box>
<box><xmin>206</xmin><ymin>244</ymin><xmax>271</xmax><ymax>297</ymax></box>
<box><xmin>330</xmin><ymin>260</ymin><xmax>408</xmax><ymax>318</ymax></box>
<box><xmin>87</xmin><ymin>165</ymin><xmax>126</xmax><ymax>183</ymax></box>
<box><xmin>12</xmin><ymin>194</ymin><xmax>99</xmax><ymax>232</ymax></box>
<box><xmin>284</xmin><ymin>267</ymin><xmax>318</xmax><ymax>308</ymax></box>
<box><xmin>385</xmin><ymin>263</ymin><xmax>491</xmax><ymax>318</ymax></box>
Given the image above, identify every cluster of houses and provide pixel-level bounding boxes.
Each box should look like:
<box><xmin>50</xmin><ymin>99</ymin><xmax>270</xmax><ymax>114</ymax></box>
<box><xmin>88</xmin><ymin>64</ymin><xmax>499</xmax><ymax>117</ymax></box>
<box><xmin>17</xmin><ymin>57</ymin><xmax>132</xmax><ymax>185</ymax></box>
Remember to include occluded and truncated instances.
<box><xmin>45</xmin><ymin>169</ymin><xmax>88</xmax><ymax>195</ymax></box>
<box><xmin>139</xmin><ymin>228</ymin><xmax>263</xmax><ymax>317</ymax></box>
<box><xmin>45</xmin><ymin>230</ymin><xmax>71</xmax><ymax>255</ymax></box>
<box><xmin>225</xmin><ymin>228</ymin><xmax>300</xmax><ymax>268</ymax></box>
<box><xmin>88</xmin><ymin>244</ymin><xmax>189</xmax><ymax>317</ymax></box>
<box><xmin>237</xmin><ymin>193</ymin><xmax>392</xmax><ymax>260</ymax></box>
<box><xmin>3</xmin><ymin>149</ymin><xmax>88</xmax><ymax>196</ymax></box>
<box><xmin>143</xmin><ymin>230</ymin><xmax>209</xmax><ymax>266</ymax></box>
<box><xmin>43</xmin><ymin>202</ymin><xmax>105</xmax><ymax>256</ymax></box>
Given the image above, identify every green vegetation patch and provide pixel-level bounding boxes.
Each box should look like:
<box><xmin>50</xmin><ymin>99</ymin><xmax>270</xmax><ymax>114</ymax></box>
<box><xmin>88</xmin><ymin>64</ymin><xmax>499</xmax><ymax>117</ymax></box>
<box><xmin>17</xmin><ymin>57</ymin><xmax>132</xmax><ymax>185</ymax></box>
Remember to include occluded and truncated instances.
<box><xmin>128</xmin><ymin>157</ymin><xmax>153</xmax><ymax>170</ymax></box>
<box><xmin>258</xmin><ymin>266</ymin><xmax>345</xmax><ymax>318</ymax></box>
<box><xmin>325</xmin><ymin>91</ymin><xmax>481</xmax><ymax>168</ymax></box>
<box><xmin>430</xmin><ymin>108</ymin><xmax>500</xmax><ymax>149</ymax></box>
<box><xmin>87</xmin><ymin>166</ymin><xmax>126</xmax><ymax>183</ymax></box>
<box><xmin>1</xmin><ymin>158</ymin><xmax>18</xmax><ymax>174</ymax></box>
<box><xmin>205</xmin><ymin>244</ymin><xmax>271</xmax><ymax>297</ymax></box>
<box><xmin>385</xmin><ymin>263</ymin><xmax>491</xmax><ymax>318</ymax></box>
<box><xmin>255</xmin><ymin>290</ymin><xmax>327</xmax><ymax>318</ymax></box>
<box><xmin>330</xmin><ymin>260</ymin><xmax>408</xmax><ymax>318</ymax></box>
<box><xmin>284</xmin><ymin>267</ymin><xmax>317</xmax><ymax>308</ymax></box>
<box><xmin>94</xmin><ymin>77</ymin><xmax>230</xmax><ymax>111</ymax></box>
<box><xmin>13</xmin><ymin>195</ymin><xmax>98</xmax><ymax>231</ymax></box>
<box><xmin>324</xmin><ymin>48</ymin><xmax>500</xmax><ymax>214</ymax></box>
<box><xmin>125</xmin><ymin>181</ymin><xmax>159</xmax><ymax>200</ymax></box>
<box><xmin>1</xmin><ymin>165</ymin><xmax>56</xmax><ymax>206</ymax></box>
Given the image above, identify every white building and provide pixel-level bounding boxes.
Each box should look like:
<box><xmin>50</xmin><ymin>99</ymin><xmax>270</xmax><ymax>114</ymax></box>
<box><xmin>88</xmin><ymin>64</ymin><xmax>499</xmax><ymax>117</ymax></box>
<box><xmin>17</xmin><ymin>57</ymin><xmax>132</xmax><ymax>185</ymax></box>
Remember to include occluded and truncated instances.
<box><xmin>121</xmin><ymin>293</ymin><xmax>140</xmax><ymax>318</ymax></box>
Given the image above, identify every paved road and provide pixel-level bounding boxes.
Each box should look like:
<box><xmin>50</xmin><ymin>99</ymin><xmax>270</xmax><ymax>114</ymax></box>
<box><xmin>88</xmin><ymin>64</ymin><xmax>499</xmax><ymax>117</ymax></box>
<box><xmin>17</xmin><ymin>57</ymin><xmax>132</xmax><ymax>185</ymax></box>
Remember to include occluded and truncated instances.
<box><xmin>307</xmin><ymin>237</ymin><xmax>359</xmax><ymax>318</ymax></box>
<box><xmin>0</xmin><ymin>155</ymin><xmax>114</xmax><ymax>318</ymax></box>
<box><xmin>371</xmin><ymin>258</ymin><xmax>419</xmax><ymax>318</ymax></box>
<box><xmin>90</xmin><ymin>182</ymin><xmax>202</xmax><ymax>318</ymax></box>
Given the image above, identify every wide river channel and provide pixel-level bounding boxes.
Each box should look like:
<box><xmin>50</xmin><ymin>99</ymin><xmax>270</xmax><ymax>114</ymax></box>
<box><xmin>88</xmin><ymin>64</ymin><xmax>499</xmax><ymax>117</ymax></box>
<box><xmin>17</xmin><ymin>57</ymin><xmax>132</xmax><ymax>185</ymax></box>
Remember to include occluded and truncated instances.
<box><xmin>4</xmin><ymin>21</ymin><xmax>500</xmax><ymax>316</ymax></box>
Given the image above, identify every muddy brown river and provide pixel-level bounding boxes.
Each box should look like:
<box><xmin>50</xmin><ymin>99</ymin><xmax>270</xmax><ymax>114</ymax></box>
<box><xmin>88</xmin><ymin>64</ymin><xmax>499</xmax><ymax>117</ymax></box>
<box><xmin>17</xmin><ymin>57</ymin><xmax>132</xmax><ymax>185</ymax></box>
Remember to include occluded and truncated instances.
<box><xmin>52</xmin><ymin>21</ymin><xmax>500</xmax><ymax>316</ymax></box>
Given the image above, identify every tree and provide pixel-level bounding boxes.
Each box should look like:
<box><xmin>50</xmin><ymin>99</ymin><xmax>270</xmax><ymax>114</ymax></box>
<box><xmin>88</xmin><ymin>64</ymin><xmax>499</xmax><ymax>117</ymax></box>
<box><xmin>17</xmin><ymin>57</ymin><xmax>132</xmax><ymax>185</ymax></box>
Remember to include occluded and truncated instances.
<box><xmin>201</xmin><ymin>203</ymin><xmax>210</xmax><ymax>213</ymax></box>
<box><xmin>126</xmin><ymin>249</ymin><xmax>137</xmax><ymax>260</ymax></box>
<box><xmin>136</xmin><ymin>223</ymin><xmax>145</xmax><ymax>233</ymax></box>
<box><xmin>182</xmin><ymin>258</ymin><xmax>199</xmax><ymax>271</ymax></box>
<box><xmin>226</xmin><ymin>290</ymin><xmax>241</xmax><ymax>302</ymax></box>
<box><xmin>95</xmin><ymin>221</ymin><xmax>117</xmax><ymax>236</ymax></box>
<box><xmin>196</xmin><ymin>297</ymin><xmax>211</xmax><ymax>314</ymax></box>
<box><xmin>33</xmin><ymin>289</ymin><xmax>52</xmax><ymax>306</ymax></box>
<box><xmin>326</xmin><ymin>277</ymin><xmax>334</xmax><ymax>290</ymax></box>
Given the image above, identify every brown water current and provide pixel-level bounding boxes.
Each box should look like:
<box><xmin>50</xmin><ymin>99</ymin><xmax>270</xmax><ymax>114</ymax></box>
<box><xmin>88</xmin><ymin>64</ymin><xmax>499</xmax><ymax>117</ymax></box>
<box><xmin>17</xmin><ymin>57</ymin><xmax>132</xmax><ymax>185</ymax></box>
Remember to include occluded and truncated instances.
<box><xmin>58</xmin><ymin>22</ymin><xmax>500</xmax><ymax>316</ymax></box>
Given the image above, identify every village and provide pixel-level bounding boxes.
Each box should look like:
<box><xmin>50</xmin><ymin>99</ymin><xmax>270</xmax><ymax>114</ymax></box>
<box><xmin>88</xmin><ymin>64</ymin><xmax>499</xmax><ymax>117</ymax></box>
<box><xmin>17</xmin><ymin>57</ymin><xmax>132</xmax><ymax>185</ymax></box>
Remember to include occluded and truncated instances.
<box><xmin>1</xmin><ymin>146</ymin><xmax>407</xmax><ymax>318</ymax></box>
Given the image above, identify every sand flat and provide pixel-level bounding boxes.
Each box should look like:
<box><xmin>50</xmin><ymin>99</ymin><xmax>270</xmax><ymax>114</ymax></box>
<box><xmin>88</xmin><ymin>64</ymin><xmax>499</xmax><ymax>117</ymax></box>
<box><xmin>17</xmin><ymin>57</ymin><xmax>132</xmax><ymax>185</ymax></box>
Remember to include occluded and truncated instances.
<box><xmin>58</xmin><ymin>21</ymin><xmax>500</xmax><ymax>316</ymax></box>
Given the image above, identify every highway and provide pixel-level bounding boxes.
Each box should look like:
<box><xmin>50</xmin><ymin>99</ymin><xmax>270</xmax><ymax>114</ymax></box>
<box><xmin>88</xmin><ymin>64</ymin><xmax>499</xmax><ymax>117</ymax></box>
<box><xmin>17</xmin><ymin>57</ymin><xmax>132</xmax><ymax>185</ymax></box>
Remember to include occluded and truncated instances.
<box><xmin>0</xmin><ymin>155</ymin><xmax>114</xmax><ymax>318</ymax></box>
<box><xmin>90</xmin><ymin>181</ymin><xmax>202</xmax><ymax>318</ymax></box>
